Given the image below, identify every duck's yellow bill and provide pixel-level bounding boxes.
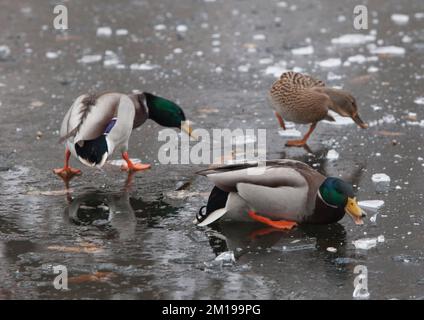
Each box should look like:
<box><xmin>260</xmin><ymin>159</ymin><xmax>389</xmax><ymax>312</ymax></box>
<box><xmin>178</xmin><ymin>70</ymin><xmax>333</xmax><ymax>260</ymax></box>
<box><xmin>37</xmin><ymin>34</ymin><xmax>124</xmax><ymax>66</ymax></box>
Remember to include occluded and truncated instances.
<box><xmin>181</xmin><ymin>120</ymin><xmax>198</xmax><ymax>140</ymax></box>
<box><xmin>345</xmin><ymin>197</ymin><xmax>366</xmax><ymax>225</ymax></box>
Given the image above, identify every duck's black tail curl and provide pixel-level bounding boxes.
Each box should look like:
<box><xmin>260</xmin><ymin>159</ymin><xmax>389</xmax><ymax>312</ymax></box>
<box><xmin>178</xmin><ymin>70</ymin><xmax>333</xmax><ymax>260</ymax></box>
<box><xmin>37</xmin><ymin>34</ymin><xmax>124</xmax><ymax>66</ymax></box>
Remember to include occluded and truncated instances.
<box><xmin>196</xmin><ymin>186</ymin><xmax>229</xmax><ymax>225</ymax></box>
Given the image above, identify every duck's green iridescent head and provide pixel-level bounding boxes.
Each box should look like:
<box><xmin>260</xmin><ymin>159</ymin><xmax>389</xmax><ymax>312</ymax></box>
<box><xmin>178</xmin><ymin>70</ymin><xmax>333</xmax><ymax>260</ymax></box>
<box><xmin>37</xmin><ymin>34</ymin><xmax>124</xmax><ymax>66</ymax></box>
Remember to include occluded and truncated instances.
<box><xmin>144</xmin><ymin>92</ymin><xmax>194</xmax><ymax>137</ymax></box>
<box><xmin>319</xmin><ymin>177</ymin><xmax>366</xmax><ymax>225</ymax></box>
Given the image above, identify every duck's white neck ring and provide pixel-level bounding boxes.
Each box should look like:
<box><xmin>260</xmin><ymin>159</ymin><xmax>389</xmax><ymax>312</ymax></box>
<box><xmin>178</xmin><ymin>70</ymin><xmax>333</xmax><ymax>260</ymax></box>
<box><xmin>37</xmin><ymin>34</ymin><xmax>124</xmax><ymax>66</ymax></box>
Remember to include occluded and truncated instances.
<box><xmin>317</xmin><ymin>190</ymin><xmax>338</xmax><ymax>208</ymax></box>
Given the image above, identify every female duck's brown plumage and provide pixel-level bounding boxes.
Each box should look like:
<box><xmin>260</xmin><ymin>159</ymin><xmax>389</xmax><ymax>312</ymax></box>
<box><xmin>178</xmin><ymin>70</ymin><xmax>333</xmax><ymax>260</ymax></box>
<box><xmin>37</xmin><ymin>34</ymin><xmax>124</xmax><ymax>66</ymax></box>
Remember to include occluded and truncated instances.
<box><xmin>269</xmin><ymin>71</ymin><xmax>368</xmax><ymax>147</ymax></box>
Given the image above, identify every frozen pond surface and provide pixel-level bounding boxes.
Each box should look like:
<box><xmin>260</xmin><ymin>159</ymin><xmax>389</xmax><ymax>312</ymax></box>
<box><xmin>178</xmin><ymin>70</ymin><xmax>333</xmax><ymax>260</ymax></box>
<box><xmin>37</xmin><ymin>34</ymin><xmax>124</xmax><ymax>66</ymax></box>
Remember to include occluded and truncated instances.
<box><xmin>0</xmin><ymin>0</ymin><xmax>424</xmax><ymax>299</ymax></box>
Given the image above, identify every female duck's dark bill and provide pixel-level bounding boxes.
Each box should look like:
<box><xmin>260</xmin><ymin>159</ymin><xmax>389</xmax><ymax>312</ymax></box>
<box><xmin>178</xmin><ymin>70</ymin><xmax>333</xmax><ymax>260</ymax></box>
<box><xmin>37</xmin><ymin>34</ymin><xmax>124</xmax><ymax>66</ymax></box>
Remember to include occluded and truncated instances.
<box><xmin>351</xmin><ymin>113</ymin><xmax>368</xmax><ymax>129</ymax></box>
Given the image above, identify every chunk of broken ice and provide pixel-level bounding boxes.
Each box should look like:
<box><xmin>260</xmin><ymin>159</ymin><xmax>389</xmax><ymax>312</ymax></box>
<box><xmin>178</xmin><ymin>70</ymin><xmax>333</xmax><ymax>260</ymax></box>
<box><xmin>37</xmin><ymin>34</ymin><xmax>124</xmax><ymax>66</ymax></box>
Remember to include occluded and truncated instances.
<box><xmin>176</xmin><ymin>25</ymin><xmax>188</xmax><ymax>33</ymax></box>
<box><xmin>78</xmin><ymin>54</ymin><xmax>102</xmax><ymax>64</ymax></box>
<box><xmin>371</xmin><ymin>173</ymin><xmax>390</xmax><ymax>193</ymax></box>
<box><xmin>129</xmin><ymin>63</ymin><xmax>159</xmax><ymax>71</ymax></box>
<box><xmin>318</xmin><ymin>58</ymin><xmax>341</xmax><ymax>68</ymax></box>
<box><xmin>358</xmin><ymin>200</ymin><xmax>384</xmax><ymax>211</ymax></box>
<box><xmin>414</xmin><ymin>97</ymin><xmax>424</xmax><ymax>105</ymax></box>
<box><xmin>96</xmin><ymin>27</ymin><xmax>112</xmax><ymax>37</ymax></box>
<box><xmin>0</xmin><ymin>45</ymin><xmax>11</xmax><ymax>60</ymax></box>
<box><xmin>116</xmin><ymin>29</ymin><xmax>128</xmax><ymax>36</ymax></box>
<box><xmin>278</xmin><ymin>129</ymin><xmax>302</xmax><ymax>137</ymax></box>
<box><xmin>264</xmin><ymin>61</ymin><xmax>287</xmax><ymax>77</ymax></box>
<box><xmin>215</xmin><ymin>251</ymin><xmax>235</xmax><ymax>263</ymax></box>
<box><xmin>369</xmin><ymin>46</ymin><xmax>405</xmax><ymax>56</ymax></box>
<box><xmin>331</xmin><ymin>34</ymin><xmax>375</xmax><ymax>45</ymax></box>
<box><xmin>326</xmin><ymin>149</ymin><xmax>339</xmax><ymax>160</ymax></box>
<box><xmin>46</xmin><ymin>51</ymin><xmax>59</xmax><ymax>59</ymax></box>
<box><xmin>352</xmin><ymin>238</ymin><xmax>377</xmax><ymax>250</ymax></box>
<box><xmin>291</xmin><ymin>45</ymin><xmax>314</xmax><ymax>55</ymax></box>
<box><xmin>391</xmin><ymin>14</ymin><xmax>409</xmax><ymax>25</ymax></box>
<box><xmin>326</xmin><ymin>247</ymin><xmax>337</xmax><ymax>253</ymax></box>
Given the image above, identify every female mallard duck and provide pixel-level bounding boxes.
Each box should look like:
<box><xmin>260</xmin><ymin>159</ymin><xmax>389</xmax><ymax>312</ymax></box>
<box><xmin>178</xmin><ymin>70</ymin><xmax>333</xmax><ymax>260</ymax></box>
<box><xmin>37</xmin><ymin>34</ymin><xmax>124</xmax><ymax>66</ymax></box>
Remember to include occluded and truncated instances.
<box><xmin>269</xmin><ymin>71</ymin><xmax>368</xmax><ymax>147</ymax></box>
<box><xmin>54</xmin><ymin>91</ymin><xmax>194</xmax><ymax>180</ymax></box>
<box><xmin>195</xmin><ymin>159</ymin><xmax>366</xmax><ymax>229</ymax></box>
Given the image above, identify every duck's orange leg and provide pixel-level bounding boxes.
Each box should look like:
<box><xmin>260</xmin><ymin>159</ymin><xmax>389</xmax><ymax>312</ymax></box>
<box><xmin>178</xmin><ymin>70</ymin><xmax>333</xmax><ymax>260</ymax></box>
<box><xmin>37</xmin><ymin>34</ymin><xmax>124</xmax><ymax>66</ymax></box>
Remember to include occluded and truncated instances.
<box><xmin>248</xmin><ymin>210</ymin><xmax>297</xmax><ymax>230</ymax></box>
<box><xmin>120</xmin><ymin>152</ymin><xmax>151</xmax><ymax>172</ymax></box>
<box><xmin>286</xmin><ymin>122</ymin><xmax>316</xmax><ymax>147</ymax></box>
<box><xmin>275</xmin><ymin>112</ymin><xmax>286</xmax><ymax>130</ymax></box>
<box><xmin>53</xmin><ymin>148</ymin><xmax>82</xmax><ymax>180</ymax></box>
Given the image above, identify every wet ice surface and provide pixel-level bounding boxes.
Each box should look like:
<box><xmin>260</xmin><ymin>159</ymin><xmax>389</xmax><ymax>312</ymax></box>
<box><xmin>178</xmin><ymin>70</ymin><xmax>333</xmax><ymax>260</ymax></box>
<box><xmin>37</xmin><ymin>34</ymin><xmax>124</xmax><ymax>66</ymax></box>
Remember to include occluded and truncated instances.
<box><xmin>1</xmin><ymin>0</ymin><xmax>424</xmax><ymax>300</ymax></box>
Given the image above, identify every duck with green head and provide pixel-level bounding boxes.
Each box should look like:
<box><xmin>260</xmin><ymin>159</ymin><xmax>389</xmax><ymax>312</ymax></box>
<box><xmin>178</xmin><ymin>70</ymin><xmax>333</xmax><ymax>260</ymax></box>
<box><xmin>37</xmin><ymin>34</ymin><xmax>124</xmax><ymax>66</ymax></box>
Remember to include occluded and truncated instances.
<box><xmin>54</xmin><ymin>91</ymin><xmax>194</xmax><ymax>181</ymax></box>
<box><xmin>195</xmin><ymin>159</ymin><xmax>366</xmax><ymax>229</ymax></box>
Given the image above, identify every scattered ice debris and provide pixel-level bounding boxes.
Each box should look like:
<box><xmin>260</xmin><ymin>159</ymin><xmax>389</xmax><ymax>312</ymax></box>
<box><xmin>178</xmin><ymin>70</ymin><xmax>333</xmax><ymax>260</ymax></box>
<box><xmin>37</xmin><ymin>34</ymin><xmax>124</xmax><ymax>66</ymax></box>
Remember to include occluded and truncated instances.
<box><xmin>46</xmin><ymin>51</ymin><xmax>59</xmax><ymax>59</ymax></box>
<box><xmin>173</xmin><ymin>48</ymin><xmax>183</xmax><ymax>54</ymax></box>
<box><xmin>277</xmin><ymin>1</ymin><xmax>287</xmax><ymax>8</ymax></box>
<box><xmin>345</xmin><ymin>54</ymin><xmax>378</xmax><ymax>65</ymax></box>
<box><xmin>352</xmin><ymin>235</ymin><xmax>384</xmax><ymax>250</ymax></box>
<box><xmin>116</xmin><ymin>29</ymin><xmax>128</xmax><ymax>36</ymax></box>
<box><xmin>326</xmin><ymin>247</ymin><xmax>337</xmax><ymax>253</ymax></box>
<box><xmin>291</xmin><ymin>45</ymin><xmax>314</xmax><ymax>55</ymax></box>
<box><xmin>278</xmin><ymin>129</ymin><xmax>302</xmax><ymax>137</ymax></box>
<box><xmin>369</xmin><ymin>45</ymin><xmax>405</xmax><ymax>56</ymax></box>
<box><xmin>401</xmin><ymin>35</ymin><xmax>412</xmax><ymax>43</ymax></box>
<box><xmin>326</xmin><ymin>149</ymin><xmax>339</xmax><ymax>160</ymax></box>
<box><xmin>414</xmin><ymin>97</ymin><xmax>424</xmax><ymax>105</ymax></box>
<box><xmin>176</xmin><ymin>25</ymin><xmax>188</xmax><ymax>33</ymax></box>
<box><xmin>96</xmin><ymin>27</ymin><xmax>112</xmax><ymax>37</ymax></box>
<box><xmin>367</xmin><ymin>66</ymin><xmax>379</xmax><ymax>73</ymax></box>
<box><xmin>264</xmin><ymin>61</ymin><xmax>287</xmax><ymax>77</ymax></box>
<box><xmin>108</xmin><ymin>158</ymin><xmax>141</xmax><ymax>166</ymax></box>
<box><xmin>322</xmin><ymin>111</ymin><xmax>355</xmax><ymax>125</ymax></box>
<box><xmin>415</xmin><ymin>13</ymin><xmax>424</xmax><ymax>19</ymax></box>
<box><xmin>391</xmin><ymin>14</ymin><xmax>409</xmax><ymax>25</ymax></box>
<box><xmin>371</xmin><ymin>105</ymin><xmax>382</xmax><ymax>111</ymax></box>
<box><xmin>253</xmin><ymin>34</ymin><xmax>266</xmax><ymax>40</ymax></box>
<box><xmin>129</xmin><ymin>63</ymin><xmax>159</xmax><ymax>71</ymax></box>
<box><xmin>78</xmin><ymin>54</ymin><xmax>102</xmax><ymax>64</ymax></box>
<box><xmin>318</xmin><ymin>58</ymin><xmax>341</xmax><ymax>68</ymax></box>
<box><xmin>237</xmin><ymin>64</ymin><xmax>250</xmax><ymax>72</ymax></box>
<box><xmin>215</xmin><ymin>251</ymin><xmax>235</xmax><ymax>264</ymax></box>
<box><xmin>327</xmin><ymin>72</ymin><xmax>342</xmax><ymax>81</ymax></box>
<box><xmin>259</xmin><ymin>58</ymin><xmax>273</xmax><ymax>65</ymax></box>
<box><xmin>154</xmin><ymin>24</ymin><xmax>166</xmax><ymax>31</ymax></box>
<box><xmin>331</xmin><ymin>34</ymin><xmax>375</xmax><ymax>45</ymax></box>
<box><xmin>371</xmin><ymin>173</ymin><xmax>390</xmax><ymax>193</ymax></box>
<box><xmin>0</xmin><ymin>45</ymin><xmax>11</xmax><ymax>60</ymax></box>
<box><xmin>358</xmin><ymin>200</ymin><xmax>384</xmax><ymax>211</ymax></box>
<box><xmin>103</xmin><ymin>50</ymin><xmax>120</xmax><ymax>68</ymax></box>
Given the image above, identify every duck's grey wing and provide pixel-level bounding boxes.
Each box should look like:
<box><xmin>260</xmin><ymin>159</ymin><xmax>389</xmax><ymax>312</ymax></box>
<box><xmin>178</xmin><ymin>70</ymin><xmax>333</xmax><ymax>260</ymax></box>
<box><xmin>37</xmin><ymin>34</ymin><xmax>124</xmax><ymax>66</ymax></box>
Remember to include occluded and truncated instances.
<box><xmin>59</xmin><ymin>94</ymin><xmax>88</xmax><ymax>142</ymax></box>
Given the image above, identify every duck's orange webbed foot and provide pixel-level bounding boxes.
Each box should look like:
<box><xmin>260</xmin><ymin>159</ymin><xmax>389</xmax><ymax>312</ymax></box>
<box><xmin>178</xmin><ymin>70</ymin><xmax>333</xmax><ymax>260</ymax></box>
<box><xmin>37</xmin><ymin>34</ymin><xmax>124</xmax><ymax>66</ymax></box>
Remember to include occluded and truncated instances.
<box><xmin>285</xmin><ymin>123</ymin><xmax>316</xmax><ymax>148</ymax></box>
<box><xmin>53</xmin><ymin>166</ymin><xmax>82</xmax><ymax>180</ymax></box>
<box><xmin>248</xmin><ymin>210</ymin><xmax>297</xmax><ymax>230</ymax></box>
<box><xmin>120</xmin><ymin>152</ymin><xmax>151</xmax><ymax>172</ymax></box>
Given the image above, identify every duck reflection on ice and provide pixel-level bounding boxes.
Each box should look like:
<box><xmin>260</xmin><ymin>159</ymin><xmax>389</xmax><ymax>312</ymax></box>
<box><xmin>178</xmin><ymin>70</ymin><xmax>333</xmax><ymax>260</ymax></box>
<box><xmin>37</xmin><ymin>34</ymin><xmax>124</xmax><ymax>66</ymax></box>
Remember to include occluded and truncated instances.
<box><xmin>62</xmin><ymin>173</ymin><xmax>177</xmax><ymax>240</ymax></box>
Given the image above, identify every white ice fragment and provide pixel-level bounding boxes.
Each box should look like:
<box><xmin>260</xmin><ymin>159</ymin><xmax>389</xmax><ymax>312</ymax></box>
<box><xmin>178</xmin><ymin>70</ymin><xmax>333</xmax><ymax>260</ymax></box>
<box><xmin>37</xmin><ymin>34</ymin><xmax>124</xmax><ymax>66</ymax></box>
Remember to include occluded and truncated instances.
<box><xmin>371</xmin><ymin>105</ymin><xmax>382</xmax><ymax>111</ymax></box>
<box><xmin>265</xmin><ymin>64</ymin><xmax>287</xmax><ymax>77</ymax></box>
<box><xmin>414</xmin><ymin>97</ymin><xmax>424</xmax><ymax>105</ymax></box>
<box><xmin>129</xmin><ymin>63</ymin><xmax>159</xmax><ymax>70</ymax></box>
<box><xmin>103</xmin><ymin>50</ymin><xmax>120</xmax><ymax>67</ymax></box>
<box><xmin>46</xmin><ymin>51</ymin><xmax>59</xmax><ymax>59</ymax></box>
<box><xmin>415</xmin><ymin>13</ymin><xmax>424</xmax><ymax>19</ymax></box>
<box><xmin>327</xmin><ymin>72</ymin><xmax>342</xmax><ymax>81</ymax></box>
<box><xmin>391</xmin><ymin>14</ymin><xmax>409</xmax><ymax>25</ymax></box>
<box><xmin>322</xmin><ymin>110</ymin><xmax>355</xmax><ymax>125</ymax></box>
<box><xmin>377</xmin><ymin>235</ymin><xmax>385</xmax><ymax>243</ymax></box>
<box><xmin>259</xmin><ymin>58</ymin><xmax>273</xmax><ymax>65</ymax></box>
<box><xmin>154</xmin><ymin>24</ymin><xmax>166</xmax><ymax>31</ymax></box>
<box><xmin>173</xmin><ymin>48</ymin><xmax>183</xmax><ymax>54</ymax></box>
<box><xmin>331</xmin><ymin>34</ymin><xmax>375</xmax><ymax>45</ymax></box>
<box><xmin>352</xmin><ymin>238</ymin><xmax>378</xmax><ymax>250</ymax></box>
<box><xmin>78</xmin><ymin>54</ymin><xmax>102</xmax><ymax>64</ymax></box>
<box><xmin>215</xmin><ymin>251</ymin><xmax>235</xmax><ymax>263</ymax></box>
<box><xmin>326</xmin><ymin>149</ymin><xmax>339</xmax><ymax>160</ymax></box>
<box><xmin>369</xmin><ymin>46</ymin><xmax>405</xmax><ymax>56</ymax></box>
<box><xmin>215</xmin><ymin>66</ymin><xmax>223</xmax><ymax>73</ymax></box>
<box><xmin>96</xmin><ymin>27</ymin><xmax>112</xmax><ymax>37</ymax></box>
<box><xmin>116</xmin><ymin>29</ymin><xmax>128</xmax><ymax>36</ymax></box>
<box><xmin>367</xmin><ymin>66</ymin><xmax>379</xmax><ymax>73</ymax></box>
<box><xmin>109</xmin><ymin>158</ymin><xmax>141</xmax><ymax>166</ymax></box>
<box><xmin>0</xmin><ymin>45</ymin><xmax>11</xmax><ymax>60</ymax></box>
<box><xmin>237</xmin><ymin>64</ymin><xmax>250</xmax><ymax>72</ymax></box>
<box><xmin>401</xmin><ymin>35</ymin><xmax>412</xmax><ymax>43</ymax></box>
<box><xmin>253</xmin><ymin>34</ymin><xmax>266</xmax><ymax>40</ymax></box>
<box><xmin>326</xmin><ymin>247</ymin><xmax>337</xmax><ymax>253</ymax></box>
<box><xmin>358</xmin><ymin>200</ymin><xmax>384</xmax><ymax>211</ymax></box>
<box><xmin>176</xmin><ymin>25</ymin><xmax>188</xmax><ymax>32</ymax></box>
<box><xmin>372</xmin><ymin>173</ymin><xmax>390</xmax><ymax>192</ymax></box>
<box><xmin>277</xmin><ymin>1</ymin><xmax>287</xmax><ymax>8</ymax></box>
<box><xmin>318</xmin><ymin>58</ymin><xmax>341</xmax><ymax>68</ymax></box>
<box><xmin>278</xmin><ymin>129</ymin><xmax>302</xmax><ymax>137</ymax></box>
<box><xmin>291</xmin><ymin>45</ymin><xmax>314</xmax><ymax>55</ymax></box>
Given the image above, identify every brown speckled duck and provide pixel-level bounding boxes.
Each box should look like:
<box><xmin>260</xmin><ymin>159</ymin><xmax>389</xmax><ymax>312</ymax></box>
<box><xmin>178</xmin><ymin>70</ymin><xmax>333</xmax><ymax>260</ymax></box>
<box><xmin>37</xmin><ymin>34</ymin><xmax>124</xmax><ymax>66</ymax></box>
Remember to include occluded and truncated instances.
<box><xmin>269</xmin><ymin>71</ymin><xmax>368</xmax><ymax>147</ymax></box>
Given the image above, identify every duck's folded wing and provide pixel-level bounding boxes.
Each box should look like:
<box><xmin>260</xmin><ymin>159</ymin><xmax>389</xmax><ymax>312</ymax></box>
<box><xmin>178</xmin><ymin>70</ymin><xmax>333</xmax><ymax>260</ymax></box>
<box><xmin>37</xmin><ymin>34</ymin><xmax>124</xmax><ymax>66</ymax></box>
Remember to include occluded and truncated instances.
<box><xmin>105</xmin><ymin>96</ymin><xmax>135</xmax><ymax>148</ymax></box>
<box><xmin>279</xmin><ymin>71</ymin><xmax>325</xmax><ymax>89</ymax></box>
<box><xmin>201</xmin><ymin>161</ymin><xmax>309</xmax><ymax>192</ymax></box>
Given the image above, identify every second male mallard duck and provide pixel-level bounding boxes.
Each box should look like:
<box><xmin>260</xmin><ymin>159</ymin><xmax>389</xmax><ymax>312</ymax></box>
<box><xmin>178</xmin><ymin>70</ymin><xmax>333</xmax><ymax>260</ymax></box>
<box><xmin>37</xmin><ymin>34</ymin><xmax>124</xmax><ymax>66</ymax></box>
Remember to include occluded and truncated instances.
<box><xmin>54</xmin><ymin>91</ymin><xmax>194</xmax><ymax>180</ymax></box>
<box><xmin>195</xmin><ymin>159</ymin><xmax>367</xmax><ymax>229</ymax></box>
<box><xmin>269</xmin><ymin>71</ymin><xmax>368</xmax><ymax>147</ymax></box>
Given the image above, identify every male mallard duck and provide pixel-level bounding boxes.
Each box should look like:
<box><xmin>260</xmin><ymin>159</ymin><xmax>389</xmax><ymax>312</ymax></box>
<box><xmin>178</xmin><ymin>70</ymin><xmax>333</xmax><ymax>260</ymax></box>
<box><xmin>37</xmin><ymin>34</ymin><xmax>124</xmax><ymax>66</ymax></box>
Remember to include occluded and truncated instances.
<box><xmin>195</xmin><ymin>159</ymin><xmax>366</xmax><ymax>229</ymax></box>
<box><xmin>269</xmin><ymin>71</ymin><xmax>368</xmax><ymax>147</ymax></box>
<box><xmin>54</xmin><ymin>91</ymin><xmax>194</xmax><ymax>180</ymax></box>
